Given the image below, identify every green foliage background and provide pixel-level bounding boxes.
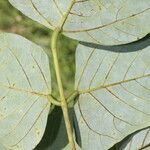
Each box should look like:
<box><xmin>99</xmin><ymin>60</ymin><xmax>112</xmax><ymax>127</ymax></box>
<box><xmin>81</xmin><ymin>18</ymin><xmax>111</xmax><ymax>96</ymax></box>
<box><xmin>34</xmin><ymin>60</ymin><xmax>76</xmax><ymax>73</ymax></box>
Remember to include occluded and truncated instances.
<box><xmin>0</xmin><ymin>0</ymin><xmax>77</xmax><ymax>97</ymax></box>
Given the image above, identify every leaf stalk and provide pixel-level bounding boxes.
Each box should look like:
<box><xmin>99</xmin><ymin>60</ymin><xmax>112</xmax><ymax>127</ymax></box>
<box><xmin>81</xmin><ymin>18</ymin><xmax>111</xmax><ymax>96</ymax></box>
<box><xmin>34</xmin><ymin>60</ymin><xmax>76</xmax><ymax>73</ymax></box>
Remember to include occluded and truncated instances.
<box><xmin>47</xmin><ymin>95</ymin><xmax>61</xmax><ymax>106</ymax></box>
<box><xmin>50</xmin><ymin>1</ymin><xmax>76</xmax><ymax>149</ymax></box>
<box><xmin>67</xmin><ymin>91</ymin><xmax>79</xmax><ymax>104</ymax></box>
<box><xmin>51</xmin><ymin>27</ymin><xmax>76</xmax><ymax>150</ymax></box>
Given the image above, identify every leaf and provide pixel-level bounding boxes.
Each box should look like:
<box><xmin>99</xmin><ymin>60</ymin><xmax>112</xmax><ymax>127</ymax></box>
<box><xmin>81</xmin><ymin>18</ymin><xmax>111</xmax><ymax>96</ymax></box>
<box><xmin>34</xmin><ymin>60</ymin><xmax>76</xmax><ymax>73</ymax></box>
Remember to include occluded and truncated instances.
<box><xmin>36</xmin><ymin>107</ymin><xmax>68</xmax><ymax>150</ymax></box>
<box><xmin>8</xmin><ymin>0</ymin><xmax>150</xmax><ymax>45</ymax></box>
<box><xmin>0</xmin><ymin>33</ymin><xmax>51</xmax><ymax>150</ymax></box>
<box><xmin>115</xmin><ymin>127</ymin><xmax>150</xmax><ymax>150</ymax></box>
<box><xmin>74</xmin><ymin>39</ymin><xmax>150</xmax><ymax>150</ymax></box>
<box><xmin>63</xmin><ymin>143</ymin><xmax>82</xmax><ymax>150</ymax></box>
<box><xmin>36</xmin><ymin>107</ymin><xmax>81</xmax><ymax>150</ymax></box>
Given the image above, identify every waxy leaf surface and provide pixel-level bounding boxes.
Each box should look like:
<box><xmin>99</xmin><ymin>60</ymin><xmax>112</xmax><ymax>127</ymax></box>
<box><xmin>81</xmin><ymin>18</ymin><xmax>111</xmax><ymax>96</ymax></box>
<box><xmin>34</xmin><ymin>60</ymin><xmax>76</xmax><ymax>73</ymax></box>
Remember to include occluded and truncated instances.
<box><xmin>74</xmin><ymin>39</ymin><xmax>150</xmax><ymax>150</ymax></box>
<box><xmin>63</xmin><ymin>143</ymin><xmax>81</xmax><ymax>150</ymax></box>
<box><xmin>0</xmin><ymin>33</ymin><xmax>51</xmax><ymax>150</ymax></box>
<box><xmin>116</xmin><ymin>127</ymin><xmax>150</xmax><ymax>150</ymax></box>
<box><xmin>9</xmin><ymin>0</ymin><xmax>150</xmax><ymax>45</ymax></box>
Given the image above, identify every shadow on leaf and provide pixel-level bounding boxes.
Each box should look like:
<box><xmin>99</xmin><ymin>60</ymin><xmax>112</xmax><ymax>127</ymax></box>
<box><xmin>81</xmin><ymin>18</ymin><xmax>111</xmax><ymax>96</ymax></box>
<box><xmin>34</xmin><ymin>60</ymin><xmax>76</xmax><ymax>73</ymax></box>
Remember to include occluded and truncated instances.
<box><xmin>80</xmin><ymin>34</ymin><xmax>150</xmax><ymax>53</ymax></box>
<box><xmin>35</xmin><ymin>107</ymin><xmax>68</xmax><ymax>150</ymax></box>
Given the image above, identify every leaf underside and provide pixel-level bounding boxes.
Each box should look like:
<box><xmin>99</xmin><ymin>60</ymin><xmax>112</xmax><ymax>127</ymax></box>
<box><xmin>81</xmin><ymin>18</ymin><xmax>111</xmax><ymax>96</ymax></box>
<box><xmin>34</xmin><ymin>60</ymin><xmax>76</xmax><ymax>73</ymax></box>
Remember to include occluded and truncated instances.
<box><xmin>63</xmin><ymin>143</ymin><xmax>82</xmax><ymax>150</ymax></box>
<box><xmin>116</xmin><ymin>127</ymin><xmax>150</xmax><ymax>150</ymax></box>
<box><xmin>7</xmin><ymin>0</ymin><xmax>150</xmax><ymax>149</ymax></box>
<box><xmin>0</xmin><ymin>33</ymin><xmax>51</xmax><ymax>150</ymax></box>
<box><xmin>74</xmin><ymin>39</ymin><xmax>150</xmax><ymax>150</ymax></box>
<box><xmin>8</xmin><ymin>0</ymin><xmax>150</xmax><ymax>45</ymax></box>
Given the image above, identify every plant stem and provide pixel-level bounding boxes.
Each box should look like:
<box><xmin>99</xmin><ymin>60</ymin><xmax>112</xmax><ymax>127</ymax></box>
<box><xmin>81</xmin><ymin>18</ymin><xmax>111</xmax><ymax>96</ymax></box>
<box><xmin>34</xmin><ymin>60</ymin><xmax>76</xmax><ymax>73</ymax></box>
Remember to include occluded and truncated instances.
<box><xmin>67</xmin><ymin>91</ymin><xmax>79</xmax><ymax>104</ymax></box>
<box><xmin>50</xmin><ymin>1</ymin><xmax>76</xmax><ymax>149</ymax></box>
<box><xmin>51</xmin><ymin>28</ymin><xmax>75</xmax><ymax>150</ymax></box>
<box><xmin>47</xmin><ymin>95</ymin><xmax>61</xmax><ymax>106</ymax></box>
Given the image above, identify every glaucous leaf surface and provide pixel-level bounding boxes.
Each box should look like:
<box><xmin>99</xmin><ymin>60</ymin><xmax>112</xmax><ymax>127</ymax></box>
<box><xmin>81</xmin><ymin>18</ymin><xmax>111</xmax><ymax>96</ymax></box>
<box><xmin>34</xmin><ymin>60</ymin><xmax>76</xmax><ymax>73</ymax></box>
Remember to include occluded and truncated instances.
<box><xmin>8</xmin><ymin>0</ymin><xmax>150</xmax><ymax>45</ymax></box>
<box><xmin>63</xmin><ymin>143</ymin><xmax>81</xmax><ymax>150</ymax></box>
<box><xmin>115</xmin><ymin>127</ymin><xmax>150</xmax><ymax>150</ymax></box>
<box><xmin>0</xmin><ymin>33</ymin><xmax>51</xmax><ymax>150</ymax></box>
<box><xmin>74</xmin><ymin>40</ymin><xmax>150</xmax><ymax>150</ymax></box>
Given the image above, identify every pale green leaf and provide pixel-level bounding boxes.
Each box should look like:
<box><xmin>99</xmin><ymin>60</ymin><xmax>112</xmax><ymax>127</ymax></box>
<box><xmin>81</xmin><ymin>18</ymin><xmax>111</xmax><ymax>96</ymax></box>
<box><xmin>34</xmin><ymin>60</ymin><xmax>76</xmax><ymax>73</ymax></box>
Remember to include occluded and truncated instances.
<box><xmin>63</xmin><ymin>143</ymin><xmax>82</xmax><ymax>150</ymax></box>
<box><xmin>74</xmin><ymin>38</ymin><xmax>150</xmax><ymax>150</ymax></box>
<box><xmin>116</xmin><ymin>127</ymin><xmax>150</xmax><ymax>150</ymax></box>
<box><xmin>0</xmin><ymin>33</ymin><xmax>51</xmax><ymax>150</ymax></box>
<box><xmin>8</xmin><ymin>0</ymin><xmax>150</xmax><ymax>45</ymax></box>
